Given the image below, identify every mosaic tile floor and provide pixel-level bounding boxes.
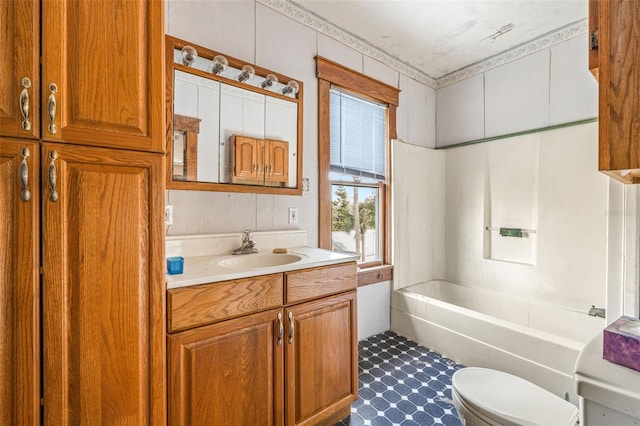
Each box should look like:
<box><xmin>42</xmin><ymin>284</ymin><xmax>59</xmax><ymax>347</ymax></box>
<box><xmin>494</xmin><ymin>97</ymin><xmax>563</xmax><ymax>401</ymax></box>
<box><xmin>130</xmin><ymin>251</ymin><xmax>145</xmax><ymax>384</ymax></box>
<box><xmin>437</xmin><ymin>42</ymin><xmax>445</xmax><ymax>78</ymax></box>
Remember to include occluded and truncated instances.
<box><xmin>336</xmin><ymin>330</ymin><xmax>465</xmax><ymax>426</ymax></box>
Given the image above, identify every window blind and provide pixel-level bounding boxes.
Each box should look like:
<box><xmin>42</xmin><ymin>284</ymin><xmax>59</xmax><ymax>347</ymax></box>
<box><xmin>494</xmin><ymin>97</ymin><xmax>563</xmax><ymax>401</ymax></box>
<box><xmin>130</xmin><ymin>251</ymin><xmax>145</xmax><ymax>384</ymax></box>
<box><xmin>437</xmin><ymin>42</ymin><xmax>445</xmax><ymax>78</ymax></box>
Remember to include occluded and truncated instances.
<box><xmin>330</xmin><ymin>87</ymin><xmax>387</xmax><ymax>180</ymax></box>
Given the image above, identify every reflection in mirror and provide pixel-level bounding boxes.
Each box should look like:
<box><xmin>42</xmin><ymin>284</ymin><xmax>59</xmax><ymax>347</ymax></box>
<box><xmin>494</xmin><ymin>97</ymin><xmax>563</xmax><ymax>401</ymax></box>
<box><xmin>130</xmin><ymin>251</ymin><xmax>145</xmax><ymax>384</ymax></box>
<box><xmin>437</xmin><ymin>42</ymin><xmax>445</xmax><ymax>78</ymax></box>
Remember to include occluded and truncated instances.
<box><xmin>173</xmin><ymin>70</ymin><xmax>220</xmax><ymax>183</ymax></box>
<box><xmin>172</xmin><ymin>114</ymin><xmax>201</xmax><ymax>181</ymax></box>
<box><xmin>166</xmin><ymin>35</ymin><xmax>303</xmax><ymax>194</ymax></box>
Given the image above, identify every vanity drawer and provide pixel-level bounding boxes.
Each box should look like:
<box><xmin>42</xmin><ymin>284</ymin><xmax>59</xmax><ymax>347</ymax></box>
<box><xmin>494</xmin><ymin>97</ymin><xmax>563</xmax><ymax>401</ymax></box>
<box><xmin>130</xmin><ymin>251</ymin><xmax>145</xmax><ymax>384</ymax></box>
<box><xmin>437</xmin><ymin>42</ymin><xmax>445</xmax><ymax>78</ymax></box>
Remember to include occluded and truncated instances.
<box><xmin>168</xmin><ymin>273</ymin><xmax>283</xmax><ymax>332</ymax></box>
<box><xmin>285</xmin><ymin>262</ymin><xmax>357</xmax><ymax>304</ymax></box>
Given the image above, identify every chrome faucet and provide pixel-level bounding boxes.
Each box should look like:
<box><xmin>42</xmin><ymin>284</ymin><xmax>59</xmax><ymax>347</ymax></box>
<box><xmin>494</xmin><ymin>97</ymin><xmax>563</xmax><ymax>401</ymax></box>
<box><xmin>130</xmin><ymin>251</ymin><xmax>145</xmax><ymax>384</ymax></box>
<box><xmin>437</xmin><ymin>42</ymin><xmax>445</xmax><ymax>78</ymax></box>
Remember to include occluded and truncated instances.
<box><xmin>588</xmin><ymin>305</ymin><xmax>606</xmax><ymax>318</ymax></box>
<box><xmin>232</xmin><ymin>229</ymin><xmax>258</xmax><ymax>255</ymax></box>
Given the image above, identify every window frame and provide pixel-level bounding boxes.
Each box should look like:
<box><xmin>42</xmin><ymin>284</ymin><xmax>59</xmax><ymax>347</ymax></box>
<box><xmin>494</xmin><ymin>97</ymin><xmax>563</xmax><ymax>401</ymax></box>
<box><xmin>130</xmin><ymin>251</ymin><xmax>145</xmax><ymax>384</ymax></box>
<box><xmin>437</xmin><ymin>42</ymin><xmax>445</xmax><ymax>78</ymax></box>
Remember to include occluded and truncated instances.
<box><xmin>316</xmin><ymin>56</ymin><xmax>399</xmax><ymax>286</ymax></box>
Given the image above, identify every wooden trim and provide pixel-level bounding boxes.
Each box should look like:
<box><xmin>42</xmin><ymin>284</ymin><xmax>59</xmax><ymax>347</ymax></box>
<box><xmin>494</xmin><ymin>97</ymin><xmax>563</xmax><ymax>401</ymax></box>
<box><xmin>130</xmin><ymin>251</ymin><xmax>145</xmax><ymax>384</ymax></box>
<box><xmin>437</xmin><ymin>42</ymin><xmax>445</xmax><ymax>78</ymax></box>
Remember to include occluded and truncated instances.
<box><xmin>315</xmin><ymin>56</ymin><xmax>400</xmax><ymax>106</ymax></box>
<box><xmin>357</xmin><ymin>265</ymin><xmax>393</xmax><ymax>287</ymax></box>
<box><xmin>385</xmin><ymin>105</ymin><xmax>395</xmax><ymax>265</ymax></box>
<box><xmin>316</xmin><ymin>59</ymin><xmax>396</xmax><ymax>267</ymax></box>
<box><xmin>318</xmin><ymin>79</ymin><xmax>333</xmax><ymax>250</ymax></box>
<box><xmin>588</xmin><ymin>0</ymin><xmax>600</xmax><ymax>80</ymax></box>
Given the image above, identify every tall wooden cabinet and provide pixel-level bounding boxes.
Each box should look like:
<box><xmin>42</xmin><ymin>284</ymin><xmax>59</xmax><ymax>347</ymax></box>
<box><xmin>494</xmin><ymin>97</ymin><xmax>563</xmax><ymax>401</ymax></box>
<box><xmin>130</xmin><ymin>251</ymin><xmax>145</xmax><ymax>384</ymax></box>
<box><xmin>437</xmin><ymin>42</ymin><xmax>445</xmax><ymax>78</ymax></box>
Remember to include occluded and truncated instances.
<box><xmin>0</xmin><ymin>0</ymin><xmax>166</xmax><ymax>424</ymax></box>
<box><xmin>589</xmin><ymin>0</ymin><xmax>640</xmax><ymax>183</ymax></box>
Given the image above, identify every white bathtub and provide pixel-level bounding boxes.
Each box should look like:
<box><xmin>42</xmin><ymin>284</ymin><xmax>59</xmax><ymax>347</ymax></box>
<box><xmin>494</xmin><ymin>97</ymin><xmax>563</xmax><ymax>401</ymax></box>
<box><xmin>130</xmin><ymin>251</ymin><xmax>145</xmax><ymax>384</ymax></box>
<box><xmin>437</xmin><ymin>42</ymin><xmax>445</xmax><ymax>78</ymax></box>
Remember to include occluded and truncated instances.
<box><xmin>391</xmin><ymin>280</ymin><xmax>605</xmax><ymax>405</ymax></box>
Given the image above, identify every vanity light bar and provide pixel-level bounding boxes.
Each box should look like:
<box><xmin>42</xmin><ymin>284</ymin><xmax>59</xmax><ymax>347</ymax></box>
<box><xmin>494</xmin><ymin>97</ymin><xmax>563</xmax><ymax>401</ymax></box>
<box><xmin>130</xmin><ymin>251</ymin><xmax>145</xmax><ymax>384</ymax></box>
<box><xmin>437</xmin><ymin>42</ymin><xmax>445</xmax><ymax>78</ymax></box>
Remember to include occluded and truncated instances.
<box><xmin>174</xmin><ymin>41</ymin><xmax>300</xmax><ymax>98</ymax></box>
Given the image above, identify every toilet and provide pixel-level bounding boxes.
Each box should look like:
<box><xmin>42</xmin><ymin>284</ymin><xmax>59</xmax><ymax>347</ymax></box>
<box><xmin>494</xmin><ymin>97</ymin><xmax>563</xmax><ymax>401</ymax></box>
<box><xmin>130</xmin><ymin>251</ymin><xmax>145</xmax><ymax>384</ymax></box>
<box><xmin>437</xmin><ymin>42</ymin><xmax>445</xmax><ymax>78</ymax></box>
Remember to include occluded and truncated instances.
<box><xmin>451</xmin><ymin>367</ymin><xmax>579</xmax><ymax>426</ymax></box>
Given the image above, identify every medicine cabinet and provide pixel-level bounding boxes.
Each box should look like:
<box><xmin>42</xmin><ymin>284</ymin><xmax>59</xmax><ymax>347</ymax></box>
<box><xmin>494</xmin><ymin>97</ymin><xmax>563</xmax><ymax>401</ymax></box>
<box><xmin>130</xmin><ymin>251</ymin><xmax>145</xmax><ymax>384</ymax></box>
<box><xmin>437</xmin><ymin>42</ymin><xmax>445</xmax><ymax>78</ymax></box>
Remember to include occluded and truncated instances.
<box><xmin>165</xmin><ymin>35</ymin><xmax>303</xmax><ymax>194</ymax></box>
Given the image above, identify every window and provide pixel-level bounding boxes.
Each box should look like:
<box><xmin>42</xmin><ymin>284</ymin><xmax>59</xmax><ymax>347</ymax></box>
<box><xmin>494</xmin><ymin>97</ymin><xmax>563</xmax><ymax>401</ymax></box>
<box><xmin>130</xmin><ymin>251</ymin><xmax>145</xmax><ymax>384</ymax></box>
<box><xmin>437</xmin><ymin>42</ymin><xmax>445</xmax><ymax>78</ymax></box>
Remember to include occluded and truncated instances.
<box><xmin>317</xmin><ymin>57</ymin><xmax>399</xmax><ymax>284</ymax></box>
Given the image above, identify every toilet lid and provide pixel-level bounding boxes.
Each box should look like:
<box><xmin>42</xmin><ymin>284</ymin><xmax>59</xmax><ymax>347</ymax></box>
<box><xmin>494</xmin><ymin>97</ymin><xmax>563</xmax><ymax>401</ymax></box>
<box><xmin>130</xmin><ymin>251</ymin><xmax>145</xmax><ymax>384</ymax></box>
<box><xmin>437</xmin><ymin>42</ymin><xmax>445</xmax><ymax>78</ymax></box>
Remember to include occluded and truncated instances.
<box><xmin>452</xmin><ymin>367</ymin><xmax>579</xmax><ymax>426</ymax></box>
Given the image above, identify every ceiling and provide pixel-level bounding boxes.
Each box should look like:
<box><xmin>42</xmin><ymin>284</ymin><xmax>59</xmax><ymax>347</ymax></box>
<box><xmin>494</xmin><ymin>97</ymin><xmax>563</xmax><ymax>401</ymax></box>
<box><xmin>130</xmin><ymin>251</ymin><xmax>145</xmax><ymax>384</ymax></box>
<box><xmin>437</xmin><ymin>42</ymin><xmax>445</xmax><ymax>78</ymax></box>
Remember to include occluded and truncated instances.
<box><xmin>291</xmin><ymin>0</ymin><xmax>588</xmax><ymax>79</ymax></box>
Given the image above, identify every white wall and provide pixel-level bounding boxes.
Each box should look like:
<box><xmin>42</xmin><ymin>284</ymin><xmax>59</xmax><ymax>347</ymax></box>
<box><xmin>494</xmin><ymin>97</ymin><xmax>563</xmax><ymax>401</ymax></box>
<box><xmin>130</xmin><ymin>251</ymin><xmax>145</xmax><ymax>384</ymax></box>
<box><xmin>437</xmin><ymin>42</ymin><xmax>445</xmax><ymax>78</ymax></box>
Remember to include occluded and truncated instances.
<box><xmin>165</xmin><ymin>0</ymin><xmax>436</xmax><ymax>244</ymax></box>
<box><xmin>436</xmin><ymin>35</ymin><xmax>598</xmax><ymax>147</ymax></box>
<box><xmin>392</xmin><ymin>140</ymin><xmax>445</xmax><ymax>290</ymax></box>
<box><xmin>443</xmin><ymin>122</ymin><xmax>609</xmax><ymax>312</ymax></box>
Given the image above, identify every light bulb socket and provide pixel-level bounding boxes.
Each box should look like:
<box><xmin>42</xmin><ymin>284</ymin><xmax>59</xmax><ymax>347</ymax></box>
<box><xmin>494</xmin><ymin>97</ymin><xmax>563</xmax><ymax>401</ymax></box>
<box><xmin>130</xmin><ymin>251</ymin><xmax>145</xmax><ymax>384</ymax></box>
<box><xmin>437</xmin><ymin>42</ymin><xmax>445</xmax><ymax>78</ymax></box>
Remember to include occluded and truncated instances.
<box><xmin>282</xmin><ymin>80</ymin><xmax>299</xmax><ymax>95</ymax></box>
<box><xmin>181</xmin><ymin>46</ymin><xmax>198</xmax><ymax>67</ymax></box>
<box><xmin>238</xmin><ymin>65</ymin><xmax>256</xmax><ymax>82</ymax></box>
<box><xmin>261</xmin><ymin>74</ymin><xmax>278</xmax><ymax>89</ymax></box>
<box><xmin>211</xmin><ymin>55</ymin><xmax>228</xmax><ymax>75</ymax></box>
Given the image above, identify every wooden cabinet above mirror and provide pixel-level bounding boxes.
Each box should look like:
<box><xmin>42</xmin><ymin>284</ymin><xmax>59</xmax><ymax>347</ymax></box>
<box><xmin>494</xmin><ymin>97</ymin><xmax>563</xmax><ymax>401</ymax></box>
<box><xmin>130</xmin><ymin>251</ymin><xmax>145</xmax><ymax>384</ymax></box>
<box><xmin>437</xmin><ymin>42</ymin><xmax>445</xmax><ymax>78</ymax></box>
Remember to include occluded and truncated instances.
<box><xmin>165</xmin><ymin>35</ymin><xmax>303</xmax><ymax>194</ymax></box>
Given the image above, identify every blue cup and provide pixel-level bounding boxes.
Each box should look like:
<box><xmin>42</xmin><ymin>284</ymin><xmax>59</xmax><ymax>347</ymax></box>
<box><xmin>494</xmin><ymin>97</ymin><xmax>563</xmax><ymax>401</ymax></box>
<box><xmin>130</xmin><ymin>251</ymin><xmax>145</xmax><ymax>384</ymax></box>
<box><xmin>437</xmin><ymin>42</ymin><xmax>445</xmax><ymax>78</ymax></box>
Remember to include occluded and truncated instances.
<box><xmin>167</xmin><ymin>256</ymin><xmax>184</xmax><ymax>275</ymax></box>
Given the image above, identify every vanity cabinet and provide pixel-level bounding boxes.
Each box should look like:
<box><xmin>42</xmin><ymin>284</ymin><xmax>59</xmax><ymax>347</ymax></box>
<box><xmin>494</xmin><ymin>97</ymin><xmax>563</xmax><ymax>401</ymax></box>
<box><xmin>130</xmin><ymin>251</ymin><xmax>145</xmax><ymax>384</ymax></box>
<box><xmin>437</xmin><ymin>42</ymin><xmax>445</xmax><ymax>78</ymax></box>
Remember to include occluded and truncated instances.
<box><xmin>589</xmin><ymin>0</ymin><xmax>640</xmax><ymax>183</ymax></box>
<box><xmin>0</xmin><ymin>0</ymin><xmax>164</xmax><ymax>153</ymax></box>
<box><xmin>167</xmin><ymin>262</ymin><xmax>358</xmax><ymax>426</ymax></box>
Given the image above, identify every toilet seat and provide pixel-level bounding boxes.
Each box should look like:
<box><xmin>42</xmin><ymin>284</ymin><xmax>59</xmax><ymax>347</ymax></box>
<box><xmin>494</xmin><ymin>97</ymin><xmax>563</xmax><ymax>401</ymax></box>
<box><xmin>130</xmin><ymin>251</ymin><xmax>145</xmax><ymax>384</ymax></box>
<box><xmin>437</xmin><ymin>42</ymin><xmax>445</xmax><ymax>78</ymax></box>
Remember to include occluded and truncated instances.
<box><xmin>452</xmin><ymin>367</ymin><xmax>579</xmax><ymax>426</ymax></box>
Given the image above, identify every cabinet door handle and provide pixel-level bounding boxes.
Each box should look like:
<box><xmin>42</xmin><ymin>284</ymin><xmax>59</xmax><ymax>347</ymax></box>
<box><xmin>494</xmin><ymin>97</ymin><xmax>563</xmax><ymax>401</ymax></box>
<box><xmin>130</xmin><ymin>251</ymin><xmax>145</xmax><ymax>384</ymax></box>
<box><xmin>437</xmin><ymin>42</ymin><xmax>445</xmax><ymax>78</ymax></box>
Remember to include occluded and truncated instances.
<box><xmin>590</xmin><ymin>29</ymin><xmax>599</xmax><ymax>50</ymax></box>
<box><xmin>277</xmin><ymin>312</ymin><xmax>284</xmax><ymax>346</ymax></box>
<box><xmin>19</xmin><ymin>77</ymin><xmax>32</xmax><ymax>131</ymax></box>
<box><xmin>19</xmin><ymin>147</ymin><xmax>31</xmax><ymax>202</ymax></box>
<box><xmin>288</xmin><ymin>312</ymin><xmax>294</xmax><ymax>345</ymax></box>
<box><xmin>48</xmin><ymin>150</ymin><xmax>59</xmax><ymax>202</ymax></box>
<box><xmin>47</xmin><ymin>83</ymin><xmax>58</xmax><ymax>135</ymax></box>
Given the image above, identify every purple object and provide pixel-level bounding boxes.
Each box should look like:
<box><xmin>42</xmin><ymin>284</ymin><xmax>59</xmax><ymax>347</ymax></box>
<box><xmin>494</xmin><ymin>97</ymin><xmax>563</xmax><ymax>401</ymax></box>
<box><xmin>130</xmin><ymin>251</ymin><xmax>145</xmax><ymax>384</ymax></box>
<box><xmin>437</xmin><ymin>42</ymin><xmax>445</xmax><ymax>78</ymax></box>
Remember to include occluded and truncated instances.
<box><xmin>603</xmin><ymin>316</ymin><xmax>640</xmax><ymax>372</ymax></box>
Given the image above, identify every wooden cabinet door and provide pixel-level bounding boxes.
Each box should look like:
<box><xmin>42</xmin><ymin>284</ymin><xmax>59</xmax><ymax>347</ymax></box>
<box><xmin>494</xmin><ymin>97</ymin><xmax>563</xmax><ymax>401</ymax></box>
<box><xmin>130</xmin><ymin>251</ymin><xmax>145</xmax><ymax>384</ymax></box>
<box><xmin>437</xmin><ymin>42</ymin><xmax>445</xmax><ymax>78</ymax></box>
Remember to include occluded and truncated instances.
<box><xmin>265</xmin><ymin>140</ymin><xmax>289</xmax><ymax>186</ymax></box>
<box><xmin>0</xmin><ymin>0</ymin><xmax>40</xmax><ymax>139</ymax></box>
<box><xmin>168</xmin><ymin>308</ymin><xmax>284</xmax><ymax>426</ymax></box>
<box><xmin>41</xmin><ymin>142</ymin><xmax>165</xmax><ymax>425</ymax></box>
<box><xmin>285</xmin><ymin>291</ymin><xmax>358</xmax><ymax>426</ymax></box>
<box><xmin>0</xmin><ymin>138</ymin><xmax>40</xmax><ymax>425</ymax></box>
<box><xmin>231</xmin><ymin>135</ymin><xmax>264</xmax><ymax>183</ymax></box>
<box><xmin>40</xmin><ymin>0</ymin><xmax>164</xmax><ymax>152</ymax></box>
<box><xmin>595</xmin><ymin>0</ymin><xmax>640</xmax><ymax>182</ymax></box>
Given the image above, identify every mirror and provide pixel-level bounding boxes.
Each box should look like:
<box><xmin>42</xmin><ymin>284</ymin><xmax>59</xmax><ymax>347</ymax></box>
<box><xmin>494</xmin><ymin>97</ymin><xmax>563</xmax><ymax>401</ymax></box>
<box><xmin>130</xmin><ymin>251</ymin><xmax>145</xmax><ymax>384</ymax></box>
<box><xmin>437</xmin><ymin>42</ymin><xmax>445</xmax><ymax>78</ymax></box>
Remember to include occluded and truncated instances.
<box><xmin>165</xmin><ymin>35</ymin><xmax>303</xmax><ymax>194</ymax></box>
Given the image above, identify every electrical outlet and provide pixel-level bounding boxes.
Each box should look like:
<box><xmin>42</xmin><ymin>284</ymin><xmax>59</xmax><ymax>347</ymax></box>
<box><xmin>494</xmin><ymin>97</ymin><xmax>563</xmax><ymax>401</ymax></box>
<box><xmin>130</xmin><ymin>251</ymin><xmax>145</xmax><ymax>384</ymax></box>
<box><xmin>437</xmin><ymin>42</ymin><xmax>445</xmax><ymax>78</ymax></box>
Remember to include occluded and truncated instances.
<box><xmin>288</xmin><ymin>207</ymin><xmax>298</xmax><ymax>224</ymax></box>
<box><xmin>165</xmin><ymin>205</ymin><xmax>173</xmax><ymax>226</ymax></box>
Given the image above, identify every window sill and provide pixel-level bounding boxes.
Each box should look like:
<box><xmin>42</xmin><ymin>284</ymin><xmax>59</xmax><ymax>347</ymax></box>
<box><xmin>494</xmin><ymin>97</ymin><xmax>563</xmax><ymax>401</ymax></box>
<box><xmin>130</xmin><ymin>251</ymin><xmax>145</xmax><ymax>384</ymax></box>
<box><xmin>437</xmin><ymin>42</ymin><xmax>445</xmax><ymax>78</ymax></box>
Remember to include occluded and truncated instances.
<box><xmin>357</xmin><ymin>264</ymin><xmax>393</xmax><ymax>287</ymax></box>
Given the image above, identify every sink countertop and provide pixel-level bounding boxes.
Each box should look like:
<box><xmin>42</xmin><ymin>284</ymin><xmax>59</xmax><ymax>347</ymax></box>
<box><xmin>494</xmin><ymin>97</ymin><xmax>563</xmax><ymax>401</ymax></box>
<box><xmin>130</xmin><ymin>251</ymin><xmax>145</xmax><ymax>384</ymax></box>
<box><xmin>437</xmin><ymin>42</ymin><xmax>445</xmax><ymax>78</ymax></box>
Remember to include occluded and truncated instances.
<box><xmin>574</xmin><ymin>331</ymin><xmax>640</xmax><ymax>420</ymax></box>
<box><xmin>166</xmin><ymin>247</ymin><xmax>358</xmax><ymax>289</ymax></box>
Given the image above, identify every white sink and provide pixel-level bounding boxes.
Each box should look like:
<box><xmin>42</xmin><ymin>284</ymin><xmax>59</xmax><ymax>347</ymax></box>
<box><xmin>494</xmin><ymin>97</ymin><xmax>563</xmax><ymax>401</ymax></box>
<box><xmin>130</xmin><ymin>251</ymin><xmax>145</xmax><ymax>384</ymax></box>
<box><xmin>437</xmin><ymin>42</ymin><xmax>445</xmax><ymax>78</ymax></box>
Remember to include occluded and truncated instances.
<box><xmin>214</xmin><ymin>253</ymin><xmax>304</xmax><ymax>269</ymax></box>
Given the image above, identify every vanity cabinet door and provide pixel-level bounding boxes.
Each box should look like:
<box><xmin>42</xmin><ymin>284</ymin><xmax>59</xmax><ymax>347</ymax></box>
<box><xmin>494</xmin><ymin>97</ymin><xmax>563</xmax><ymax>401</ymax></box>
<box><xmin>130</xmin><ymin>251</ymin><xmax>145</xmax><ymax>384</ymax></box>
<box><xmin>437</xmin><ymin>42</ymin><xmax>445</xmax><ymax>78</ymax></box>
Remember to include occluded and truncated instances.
<box><xmin>41</xmin><ymin>142</ymin><xmax>165</xmax><ymax>425</ymax></box>
<box><xmin>0</xmin><ymin>138</ymin><xmax>40</xmax><ymax>425</ymax></box>
<box><xmin>285</xmin><ymin>291</ymin><xmax>358</xmax><ymax>426</ymax></box>
<box><xmin>40</xmin><ymin>0</ymin><xmax>164</xmax><ymax>152</ymax></box>
<box><xmin>168</xmin><ymin>308</ymin><xmax>284</xmax><ymax>426</ymax></box>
